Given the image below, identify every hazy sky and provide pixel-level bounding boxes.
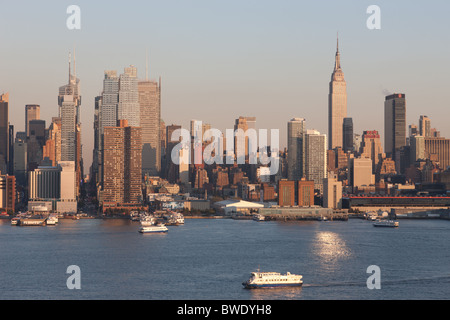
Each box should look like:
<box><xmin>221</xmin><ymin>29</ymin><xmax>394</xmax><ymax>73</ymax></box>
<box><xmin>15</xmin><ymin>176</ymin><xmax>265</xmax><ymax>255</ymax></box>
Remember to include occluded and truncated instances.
<box><xmin>1</xmin><ymin>0</ymin><xmax>450</xmax><ymax>171</ymax></box>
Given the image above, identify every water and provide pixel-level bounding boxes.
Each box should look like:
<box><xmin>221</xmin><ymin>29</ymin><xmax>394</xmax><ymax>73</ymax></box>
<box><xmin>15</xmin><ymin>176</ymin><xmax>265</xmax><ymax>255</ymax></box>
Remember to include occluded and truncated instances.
<box><xmin>0</xmin><ymin>217</ymin><xmax>449</xmax><ymax>300</ymax></box>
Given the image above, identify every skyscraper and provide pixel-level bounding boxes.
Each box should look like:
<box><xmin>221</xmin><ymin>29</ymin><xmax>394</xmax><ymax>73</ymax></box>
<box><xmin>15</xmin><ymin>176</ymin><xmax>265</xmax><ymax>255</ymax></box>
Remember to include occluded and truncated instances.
<box><xmin>25</xmin><ymin>105</ymin><xmax>40</xmax><ymax>138</ymax></box>
<box><xmin>328</xmin><ymin>36</ymin><xmax>347</xmax><ymax>150</ymax></box>
<box><xmin>0</xmin><ymin>93</ymin><xmax>9</xmax><ymax>174</ymax></box>
<box><xmin>384</xmin><ymin>93</ymin><xmax>406</xmax><ymax>169</ymax></box>
<box><xmin>118</xmin><ymin>65</ymin><xmax>140</xmax><ymax>128</ymax></box>
<box><xmin>305</xmin><ymin>129</ymin><xmax>327</xmax><ymax>194</ymax></box>
<box><xmin>342</xmin><ymin>117</ymin><xmax>353</xmax><ymax>153</ymax></box>
<box><xmin>102</xmin><ymin>120</ymin><xmax>142</xmax><ymax>205</ymax></box>
<box><xmin>138</xmin><ymin>78</ymin><xmax>161</xmax><ymax>176</ymax></box>
<box><xmin>287</xmin><ymin>118</ymin><xmax>305</xmax><ymax>181</ymax></box>
<box><xmin>419</xmin><ymin>115</ymin><xmax>431</xmax><ymax>137</ymax></box>
<box><xmin>58</xmin><ymin>52</ymin><xmax>82</xmax><ymax>196</ymax></box>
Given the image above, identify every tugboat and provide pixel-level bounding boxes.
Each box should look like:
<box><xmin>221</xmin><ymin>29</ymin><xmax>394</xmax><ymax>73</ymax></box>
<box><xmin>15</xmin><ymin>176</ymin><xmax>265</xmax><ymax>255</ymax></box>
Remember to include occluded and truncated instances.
<box><xmin>242</xmin><ymin>270</ymin><xmax>303</xmax><ymax>289</ymax></box>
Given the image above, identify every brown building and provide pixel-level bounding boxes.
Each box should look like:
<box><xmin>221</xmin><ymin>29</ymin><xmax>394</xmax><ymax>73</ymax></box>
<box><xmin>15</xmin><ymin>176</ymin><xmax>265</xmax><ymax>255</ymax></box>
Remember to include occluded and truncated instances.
<box><xmin>424</xmin><ymin>137</ymin><xmax>450</xmax><ymax>170</ymax></box>
<box><xmin>102</xmin><ymin>120</ymin><xmax>142</xmax><ymax>205</ymax></box>
<box><xmin>278</xmin><ymin>180</ymin><xmax>295</xmax><ymax>207</ymax></box>
<box><xmin>261</xmin><ymin>183</ymin><xmax>275</xmax><ymax>201</ymax></box>
<box><xmin>298</xmin><ymin>179</ymin><xmax>314</xmax><ymax>207</ymax></box>
<box><xmin>0</xmin><ymin>175</ymin><xmax>15</xmax><ymax>213</ymax></box>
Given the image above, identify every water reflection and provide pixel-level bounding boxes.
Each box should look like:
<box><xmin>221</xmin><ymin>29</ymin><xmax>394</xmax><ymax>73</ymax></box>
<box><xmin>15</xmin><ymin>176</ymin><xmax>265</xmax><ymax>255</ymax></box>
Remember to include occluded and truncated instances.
<box><xmin>248</xmin><ymin>286</ymin><xmax>303</xmax><ymax>300</ymax></box>
<box><xmin>313</xmin><ymin>231</ymin><xmax>351</xmax><ymax>270</ymax></box>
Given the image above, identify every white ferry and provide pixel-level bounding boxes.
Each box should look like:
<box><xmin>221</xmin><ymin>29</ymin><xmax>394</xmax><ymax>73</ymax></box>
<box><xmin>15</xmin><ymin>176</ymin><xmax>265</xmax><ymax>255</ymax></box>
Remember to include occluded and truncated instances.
<box><xmin>242</xmin><ymin>270</ymin><xmax>303</xmax><ymax>289</ymax></box>
<box><xmin>138</xmin><ymin>224</ymin><xmax>168</xmax><ymax>234</ymax></box>
<box><xmin>373</xmin><ymin>220</ymin><xmax>399</xmax><ymax>228</ymax></box>
<box><xmin>11</xmin><ymin>217</ymin><xmax>20</xmax><ymax>226</ymax></box>
<box><xmin>46</xmin><ymin>214</ymin><xmax>59</xmax><ymax>225</ymax></box>
<box><xmin>140</xmin><ymin>215</ymin><xmax>156</xmax><ymax>226</ymax></box>
<box><xmin>253</xmin><ymin>214</ymin><xmax>265</xmax><ymax>222</ymax></box>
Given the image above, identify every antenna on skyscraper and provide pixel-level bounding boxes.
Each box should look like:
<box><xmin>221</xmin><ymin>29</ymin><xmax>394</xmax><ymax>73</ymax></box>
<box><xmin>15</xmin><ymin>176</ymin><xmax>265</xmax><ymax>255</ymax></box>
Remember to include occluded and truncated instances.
<box><xmin>73</xmin><ymin>45</ymin><xmax>77</xmax><ymax>80</ymax></box>
<box><xmin>68</xmin><ymin>51</ymin><xmax>72</xmax><ymax>84</ymax></box>
<box><xmin>146</xmin><ymin>47</ymin><xmax>149</xmax><ymax>81</ymax></box>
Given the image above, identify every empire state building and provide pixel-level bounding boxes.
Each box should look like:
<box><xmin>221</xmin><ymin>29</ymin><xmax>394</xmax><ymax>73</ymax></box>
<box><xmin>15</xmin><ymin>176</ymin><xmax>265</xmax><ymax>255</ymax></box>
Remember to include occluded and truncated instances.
<box><xmin>328</xmin><ymin>36</ymin><xmax>347</xmax><ymax>150</ymax></box>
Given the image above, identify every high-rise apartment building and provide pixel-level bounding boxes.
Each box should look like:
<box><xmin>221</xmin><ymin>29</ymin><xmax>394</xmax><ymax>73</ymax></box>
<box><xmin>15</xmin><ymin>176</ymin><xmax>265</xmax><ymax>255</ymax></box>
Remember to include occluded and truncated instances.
<box><xmin>138</xmin><ymin>78</ymin><xmax>161</xmax><ymax>176</ymax></box>
<box><xmin>384</xmin><ymin>93</ymin><xmax>406</xmax><ymax>169</ymax></box>
<box><xmin>328</xmin><ymin>37</ymin><xmax>347</xmax><ymax>150</ymax></box>
<box><xmin>287</xmin><ymin>118</ymin><xmax>305</xmax><ymax>181</ymax></box>
<box><xmin>305</xmin><ymin>129</ymin><xmax>327</xmax><ymax>194</ymax></box>
<box><xmin>102</xmin><ymin>120</ymin><xmax>142</xmax><ymax>205</ymax></box>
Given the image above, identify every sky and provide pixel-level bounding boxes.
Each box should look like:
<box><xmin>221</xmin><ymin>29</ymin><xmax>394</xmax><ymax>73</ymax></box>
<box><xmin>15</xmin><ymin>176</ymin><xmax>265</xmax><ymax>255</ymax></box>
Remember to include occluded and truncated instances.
<box><xmin>1</xmin><ymin>0</ymin><xmax>450</xmax><ymax>172</ymax></box>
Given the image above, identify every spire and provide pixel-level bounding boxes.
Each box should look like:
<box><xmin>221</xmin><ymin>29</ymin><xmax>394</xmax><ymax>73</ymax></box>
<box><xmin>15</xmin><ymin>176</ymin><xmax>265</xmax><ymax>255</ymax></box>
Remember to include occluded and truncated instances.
<box><xmin>334</xmin><ymin>33</ymin><xmax>341</xmax><ymax>71</ymax></box>
<box><xmin>73</xmin><ymin>45</ymin><xmax>77</xmax><ymax>81</ymax></box>
<box><xmin>68</xmin><ymin>51</ymin><xmax>72</xmax><ymax>85</ymax></box>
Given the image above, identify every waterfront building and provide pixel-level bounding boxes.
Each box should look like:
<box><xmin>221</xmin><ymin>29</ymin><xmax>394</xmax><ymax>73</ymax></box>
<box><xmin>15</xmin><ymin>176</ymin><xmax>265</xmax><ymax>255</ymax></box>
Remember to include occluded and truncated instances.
<box><xmin>328</xmin><ymin>36</ymin><xmax>347</xmax><ymax>150</ymax></box>
<box><xmin>0</xmin><ymin>175</ymin><xmax>15</xmax><ymax>213</ymax></box>
<box><xmin>298</xmin><ymin>179</ymin><xmax>314</xmax><ymax>207</ymax></box>
<box><xmin>278</xmin><ymin>180</ymin><xmax>295</xmax><ymax>207</ymax></box>
<box><xmin>323</xmin><ymin>172</ymin><xmax>342</xmax><ymax>209</ymax></box>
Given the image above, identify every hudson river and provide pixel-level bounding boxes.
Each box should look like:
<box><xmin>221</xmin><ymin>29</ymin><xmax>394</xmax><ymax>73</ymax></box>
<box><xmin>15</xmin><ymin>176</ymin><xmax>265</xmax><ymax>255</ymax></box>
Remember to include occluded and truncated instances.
<box><xmin>0</xmin><ymin>217</ymin><xmax>449</xmax><ymax>300</ymax></box>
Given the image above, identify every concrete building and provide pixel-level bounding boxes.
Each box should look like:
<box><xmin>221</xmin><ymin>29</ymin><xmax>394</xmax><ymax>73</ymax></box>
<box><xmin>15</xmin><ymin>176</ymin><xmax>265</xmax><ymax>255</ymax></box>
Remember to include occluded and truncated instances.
<box><xmin>348</xmin><ymin>157</ymin><xmax>375</xmax><ymax>193</ymax></box>
<box><xmin>25</xmin><ymin>105</ymin><xmax>40</xmax><ymax>138</ymax></box>
<box><xmin>360</xmin><ymin>130</ymin><xmax>383</xmax><ymax>173</ymax></box>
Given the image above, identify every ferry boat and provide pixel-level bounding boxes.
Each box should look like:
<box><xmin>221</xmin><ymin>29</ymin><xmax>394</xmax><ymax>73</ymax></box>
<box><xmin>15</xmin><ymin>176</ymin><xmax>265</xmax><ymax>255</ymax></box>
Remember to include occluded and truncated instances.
<box><xmin>46</xmin><ymin>214</ymin><xmax>59</xmax><ymax>225</ymax></box>
<box><xmin>373</xmin><ymin>220</ymin><xmax>399</xmax><ymax>228</ymax></box>
<box><xmin>11</xmin><ymin>217</ymin><xmax>20</xmax><ymax>226</ymax></box>
<box><xmin>252</xmin><ymin>214</ymin><xmax>265</xmax><ymax>222</ymax></box>
<box><xmin>138</xmin><ymin>224</ymin><xmax>168</xmax><ymax>234</ymax></box>
<box><xmin>242</xmin><ymin>270</ymin><xmax>303</xmax><ymax>289</ymax></box>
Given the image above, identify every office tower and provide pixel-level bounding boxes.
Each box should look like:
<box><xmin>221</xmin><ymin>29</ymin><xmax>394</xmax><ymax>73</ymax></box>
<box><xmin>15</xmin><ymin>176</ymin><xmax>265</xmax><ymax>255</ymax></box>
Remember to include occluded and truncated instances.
<box><xmin>194</xmin><ymin>167</ymin><xmax>209</xmax><ymax>189</ymax></box>
<box><xmin>353</xmin><ymin>133</ymin><xmax>362</xmax><ymax>155</ymax></box>
<box><xmin>179</xmin><ymin>146</ymin><xmax>190</xmax><ymax>185</ymax></box>
<box><xmin>58</xmin><ymin>161</ymin><xmax>77</xmax><ymax>213</ymax></box>
<box><xmin>328</xmin><ymin>36</ymin><xmax>347</xmax><ymax>150</ymax></box>
<box><xmin>27</xmin><ymin>120</ymin><xmax>46</xmax><ymax>170</ymax></box>
<box><xmin>287</xmin><ymin>118</ymin><xmax>305</xmax><ymax>181</ymax></box>
<box><xmin>102</xmin><ymin>120</ymin><xmax>142</xmax><ymax>205</ymax></box>
<box><xmin>278</xmin><ymin>180</ymin><xmax>295</xmax><ymax>207</ymax></box>
<box><xmin>118</xmin><ymin>65</ymin><xmax>140</xmax><ymax>127</ymax></box>
<box><xmin>360</xmin><ymin>130</ymin><xmax>383</xmax><ymax>173</ymax></box>
<box><xmin>305</xmin><ymin>130</ymin><xmax>327</xmax><ymax>194</ymax></box>
<box><xmin>0</xmin><ymin>175</ymin><xmax>15</xmax><ymax>213</ymax></box>
<box><xmin>323</xmin><ymin>172</ymin><xmax>342</xmax><ymax>209</ymax></box>
<box><xmin>43</xmin><ymin>118</ymin><xmax>62</xmax><ymax>166</ymax></box>
<box><xmin>298</xmin><ymin>179</ymin><xmax>314</xmax><ymax>207</ymax></box>
<box><xmin>13</xmin><ymin>135</ymin><xmax>27</xmax><ymax>187</ymax></box>
<box><xmin>342</xmin><ymin>117</ymin><xmax>353</xmax><ymax>153</ymax></box>
<box><xmin>409</xmin><ymin>124</ymin><xmax>419</xmax><ymax>137</ymax></box>
<box><xmin>138</xmin><ymin>78</ymin><xmax>161</xmax><ymax>176</ymax></box>
<box><xmin>91</xmin><ymin>96</ymin><xmax>101</xmax><ymax>186</ymax></box>
<box><xmin>58</xmin><ymin>53</ymin><xmax>82</xmax><ymax>196</ymax></box>
<box><xmin>348</xmin><ymin>157</ymin><xmax>374</xmax><ymax>192</ymax></box>
<box><xmin>25</xmin><ymin>105</ymin><xmax>40</xmax><ymax>137</ymax></box>
<box><xmin>410</xmin><ymin>135</ymin><xmax>425</xmax><ymax>163</ymax></box>
<box><xmin>8</xmin><ymin>125</ymin><xmax>14</xmax><ymax>175</ymax></box>
<box><xmin>100</xmin><ymin>71</ymin><xmax>120</xmax><ymax>131</ymax></box>
<box><xmin>384</xmin><ymin>93</ymin><xmax>406</xmax><ymax>169</ymax></box>
<box><xmin>0</xmin><ymin>93</ymin><xmax>9</xmax><ymax>174</ymax></box>
<box><xmin>419</xmin><ymin>115</ymin><xmax>431</xmax><ymax>137</ymax></box>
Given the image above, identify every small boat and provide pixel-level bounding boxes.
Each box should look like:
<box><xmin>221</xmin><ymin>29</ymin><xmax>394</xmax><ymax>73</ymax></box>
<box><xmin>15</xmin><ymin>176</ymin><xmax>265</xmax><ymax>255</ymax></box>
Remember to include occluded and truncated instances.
<box><xmin>46</xmin><ymin>215</ymin><xmax>59</xmax><ymax>225</ymax></box>
<box><xmin>138</xmin><ymin>224</ymin><xmax>168</xmax><ymax>234</ymax></box>
<box><xmin>373</xmin><ymin>220</ymin><xmax>399</xmax><ymax>228</ymax></box>
<box><xmin>253</xmin><ymin>214</ymin><xmax>265</xmax><ymax>222</ymax></box>
<box><xmin>11</xmin><ymin>217</ymin><xmax>19</xmax><ymax>226</ymax></box>
<box><xmin>242</xmin><ymin>270</ymin><xmax>303</xmax><ymax>289</ymax></box>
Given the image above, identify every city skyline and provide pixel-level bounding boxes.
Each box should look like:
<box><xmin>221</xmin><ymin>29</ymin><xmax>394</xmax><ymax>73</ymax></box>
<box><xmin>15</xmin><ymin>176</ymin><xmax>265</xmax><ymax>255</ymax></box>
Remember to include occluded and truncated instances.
<box><xmin>1</xmin><ymin>1</ymin><xmax>450</xmax><ymax>170</ymax></box>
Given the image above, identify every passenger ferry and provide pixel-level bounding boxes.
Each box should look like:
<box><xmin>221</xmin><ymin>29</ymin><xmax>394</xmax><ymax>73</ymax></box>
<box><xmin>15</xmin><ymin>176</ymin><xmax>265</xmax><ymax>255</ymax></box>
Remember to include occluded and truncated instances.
<box><xmin>138</xmin><ymin>224</ymin><xmax>168</xmax><ymax>233</ymax></box>
<box><xmin>46</xmin><ymin>214</ymin><xmax>59</xmax><ymax>225</ymax></box>
<box><xmin>11</xmin><ymin>217</ymin><xmax>20</xmax><ymax>226</ymax></box>
<box><xmin>373</xmin><ymin>220</ymin><xmax>399</xmax><ymax>228</ymax></box>
<box><xmin>242</xmin><ymin>270</ymin><xmax>303</xmax><ymax>289</ymax></box>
